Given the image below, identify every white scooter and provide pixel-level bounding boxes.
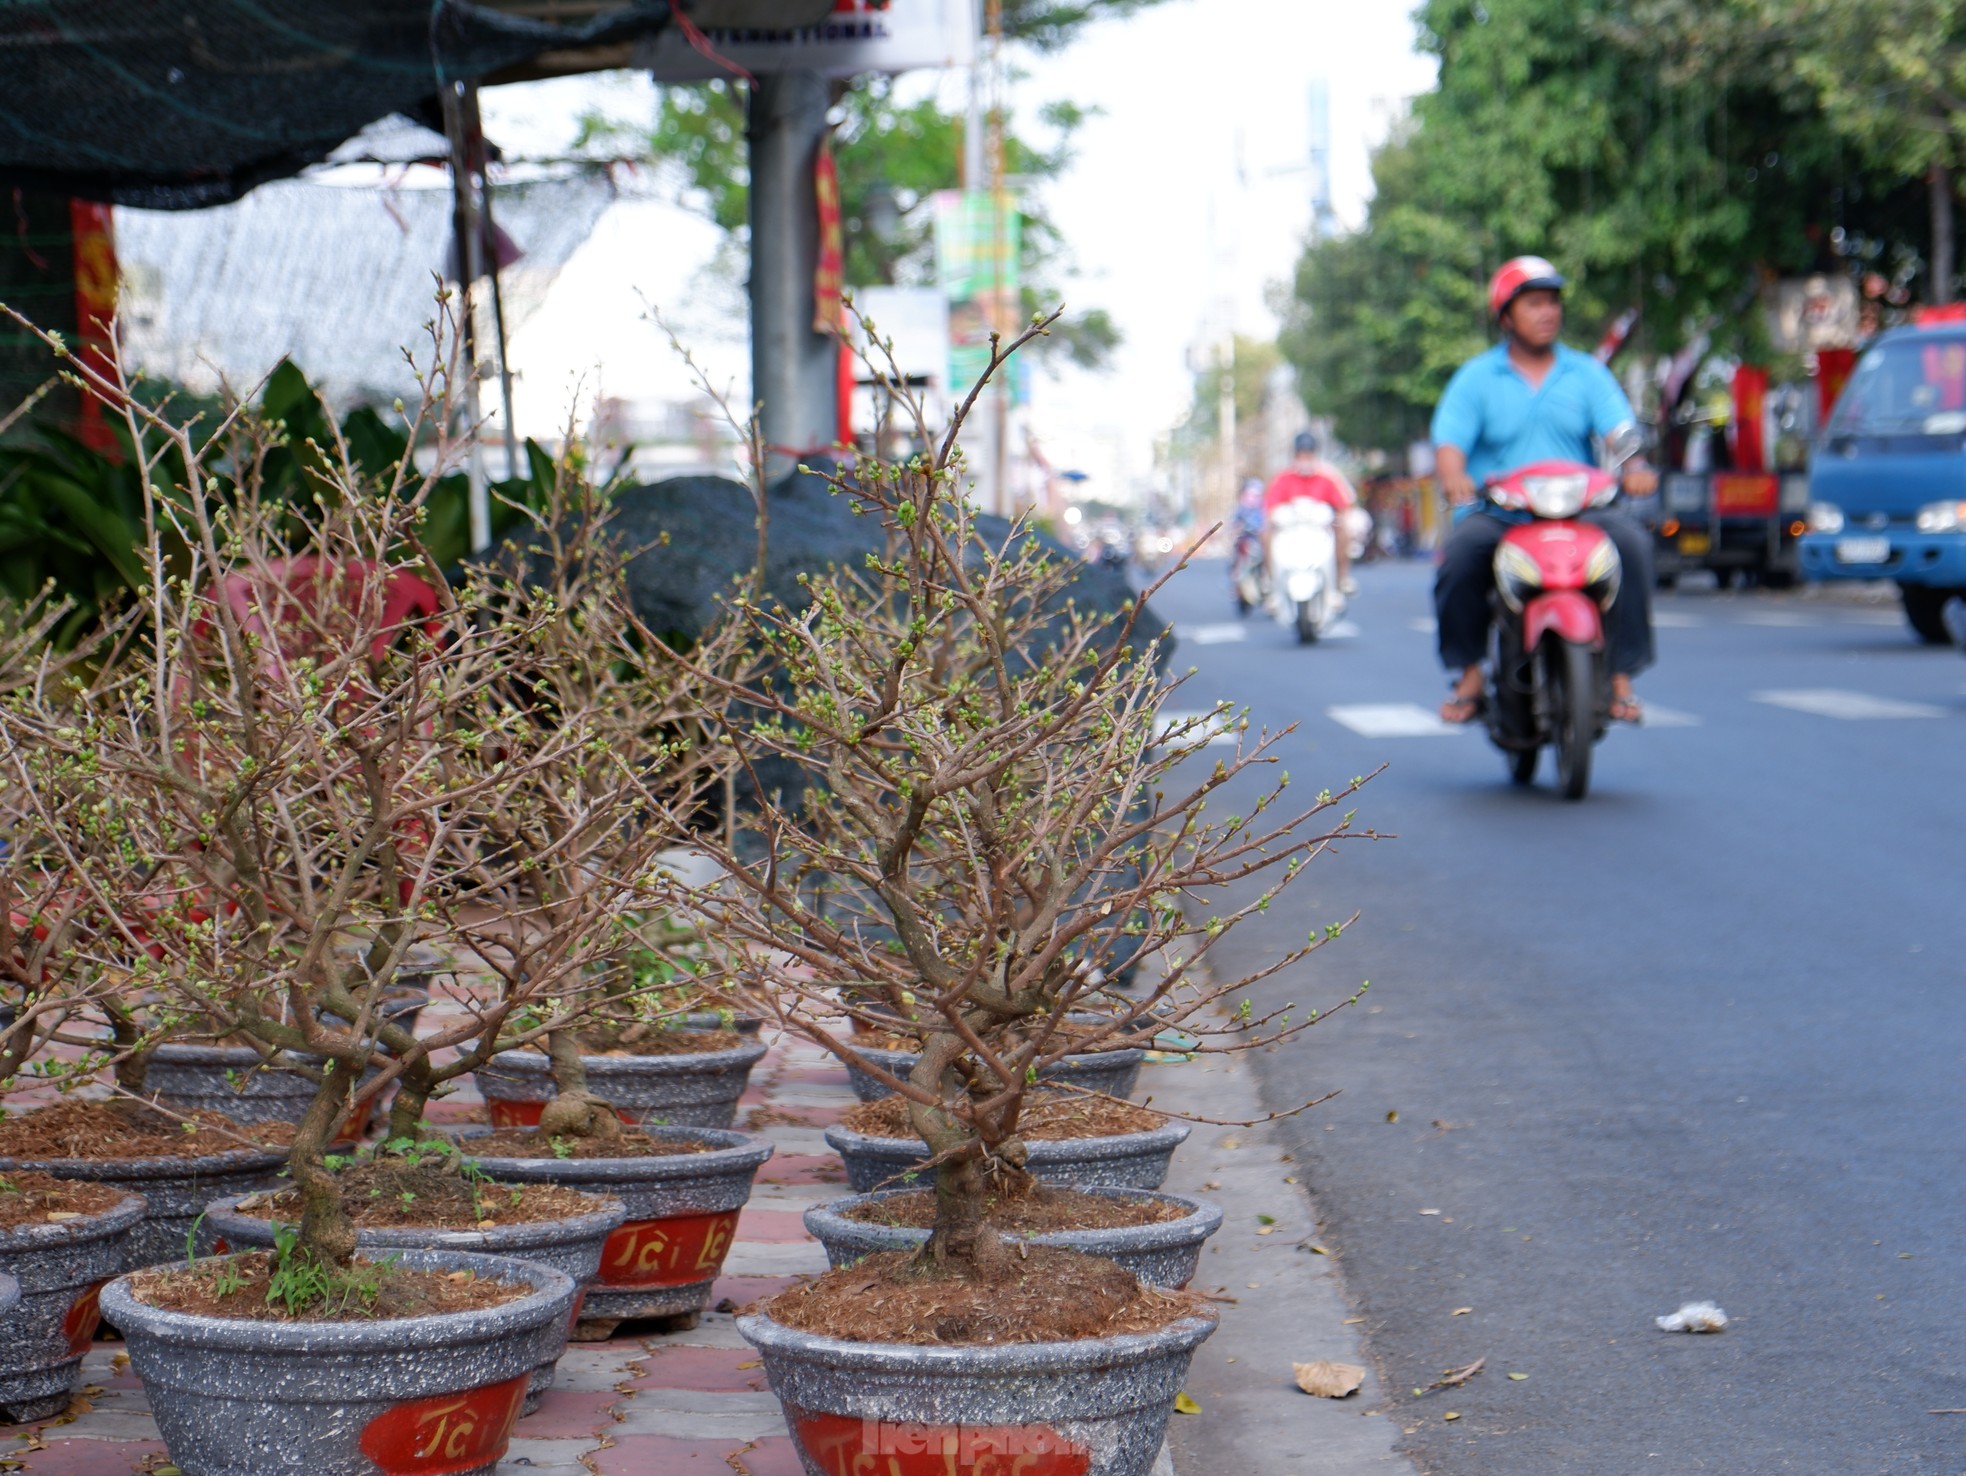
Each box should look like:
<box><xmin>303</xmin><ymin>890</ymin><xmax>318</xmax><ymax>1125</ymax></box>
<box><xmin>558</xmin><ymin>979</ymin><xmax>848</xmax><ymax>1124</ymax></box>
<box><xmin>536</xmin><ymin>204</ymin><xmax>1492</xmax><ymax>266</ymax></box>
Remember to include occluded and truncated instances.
<box><xmin>1267</xmin><ymin>499</ymin><xmax>1346</xmax><ymax>644</ymax></box>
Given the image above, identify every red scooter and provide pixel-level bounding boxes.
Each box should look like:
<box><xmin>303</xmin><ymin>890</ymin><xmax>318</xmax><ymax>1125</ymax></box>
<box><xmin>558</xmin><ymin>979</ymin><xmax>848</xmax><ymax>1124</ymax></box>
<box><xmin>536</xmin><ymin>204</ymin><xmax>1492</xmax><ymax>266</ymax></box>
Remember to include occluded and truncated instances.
<box><xmin>1482</xmin><ymin>459</ymin><xmax>1624</xmax><ymax>800</ymax></box>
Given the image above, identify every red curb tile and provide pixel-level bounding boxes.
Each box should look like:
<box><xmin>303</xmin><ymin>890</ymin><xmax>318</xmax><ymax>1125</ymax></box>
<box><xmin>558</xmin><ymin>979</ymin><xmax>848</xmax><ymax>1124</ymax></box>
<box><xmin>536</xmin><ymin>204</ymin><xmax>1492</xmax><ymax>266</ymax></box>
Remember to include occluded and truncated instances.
<box><xmin>7</xmin><ymin>1437</ymin><xmax>168</xmax><ymax>1473</ymax></box>
<box><xmin>512</xmin><ymin>1386</ymin><xmax>620</xmax><ymax>1438</ymax></box>
<box><xmin>589</xmin><ymin>1434</ymin><xmax>766</xmax><ymax>1472</ymax></box>
<box><xmin>624</xmin><ymin>1345</ymin><xmax>767</xmax><ymax>1394</ymax></box>
<box><xmin>729</xmin><ymin>1436</ymin><xmax>807</xmax><ymax>1476</ymax></box>
<box><xmin>756</xmin><ymin>1154</ymin><xmax>847</xmax><ymax>1186</ymax></box>
<box><xmin>735</xmin><ymin>1208</ymin><xmax>811</xmax><ymax>1243</ymax></box>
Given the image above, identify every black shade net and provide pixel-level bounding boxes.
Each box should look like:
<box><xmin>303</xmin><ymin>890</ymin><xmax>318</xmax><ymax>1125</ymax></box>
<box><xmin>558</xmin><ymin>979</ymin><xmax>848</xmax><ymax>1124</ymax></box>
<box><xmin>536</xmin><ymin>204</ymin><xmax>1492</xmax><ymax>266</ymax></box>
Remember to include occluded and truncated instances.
<box><xmin>0</xmin><ymin>1</ymin><xmax>675</xmax><ymax>209</ymax></box>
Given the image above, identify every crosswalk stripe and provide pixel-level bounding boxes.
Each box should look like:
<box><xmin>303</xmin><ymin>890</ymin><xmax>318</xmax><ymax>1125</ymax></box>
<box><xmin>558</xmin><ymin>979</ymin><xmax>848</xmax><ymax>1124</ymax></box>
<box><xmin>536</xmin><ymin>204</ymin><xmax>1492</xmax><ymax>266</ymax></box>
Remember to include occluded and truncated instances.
<box><xmin>1327</xmin><ymin>703</ymin><xmax>1466</xmax><ymax>737</ymax></box>
<box><xmin>1185</xmin><ymin>622</ymin><xmax>1248</xmax><ymax>645</ymax></box>
<box><xmin>1640</xmin><ymin>704</ymin><xmax>1701</xmax><ymax>727</ymax></box>
<box><xmin>1750</xmin><ymin>689</ymin><xmax>1946</xmax><ymax>720</ymax></box>
<box><xmin>1652</xmin><ymin>612</ymin><xmax>1702</xmax><ymax>628</ymax></box>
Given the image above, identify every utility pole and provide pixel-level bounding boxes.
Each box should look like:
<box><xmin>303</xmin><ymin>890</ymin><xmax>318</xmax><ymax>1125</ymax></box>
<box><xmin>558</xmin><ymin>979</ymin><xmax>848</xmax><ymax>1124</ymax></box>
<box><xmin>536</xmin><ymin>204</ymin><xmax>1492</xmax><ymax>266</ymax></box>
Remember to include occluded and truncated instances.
<box><xmin>749</xmin><ymin>71</ymin><xmax>839</xmax><ymax>483</ymax></box>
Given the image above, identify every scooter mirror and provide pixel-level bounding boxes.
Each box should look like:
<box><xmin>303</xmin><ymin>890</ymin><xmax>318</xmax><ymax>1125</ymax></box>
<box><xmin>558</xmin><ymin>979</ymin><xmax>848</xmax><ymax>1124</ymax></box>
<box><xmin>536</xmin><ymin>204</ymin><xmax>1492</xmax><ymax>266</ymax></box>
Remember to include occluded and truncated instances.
<box><xmin>1602</xmin><ymin>422</ymin><xmax>1644</xmax><ymax>469</ymax></box>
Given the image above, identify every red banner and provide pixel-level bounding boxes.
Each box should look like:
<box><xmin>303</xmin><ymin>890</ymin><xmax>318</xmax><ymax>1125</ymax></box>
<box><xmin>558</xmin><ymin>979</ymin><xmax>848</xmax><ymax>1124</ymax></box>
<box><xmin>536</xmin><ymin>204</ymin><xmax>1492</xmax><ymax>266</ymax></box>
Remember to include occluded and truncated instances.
<box><xmin>1730</xmin><ymin>365</ymin><xmax>1768</xmax><ymax>473</ymax></box>
<box><xmin>813</xmin><ymin>136</ymin><xmax>845</xmax><ymax>334</ymax></box>
<box><xmin>1814</xmin><ymin>347</ymin><xmax>1856</xmax><ymax>421</ymax></box>
<box><xmin>69</xmin><ymin>199</ymin><xmax>118</xmax><ymax>455</ymax></box>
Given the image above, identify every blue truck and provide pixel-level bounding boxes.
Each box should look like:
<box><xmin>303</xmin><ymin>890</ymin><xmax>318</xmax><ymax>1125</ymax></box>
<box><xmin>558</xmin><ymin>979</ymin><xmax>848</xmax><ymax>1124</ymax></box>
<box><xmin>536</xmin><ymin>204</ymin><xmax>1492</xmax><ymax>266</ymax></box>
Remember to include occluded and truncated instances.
<box><xmin>1799</xmin><ymin>315</ymin><xmax>1966</xmax><ymax>642</ymax></box>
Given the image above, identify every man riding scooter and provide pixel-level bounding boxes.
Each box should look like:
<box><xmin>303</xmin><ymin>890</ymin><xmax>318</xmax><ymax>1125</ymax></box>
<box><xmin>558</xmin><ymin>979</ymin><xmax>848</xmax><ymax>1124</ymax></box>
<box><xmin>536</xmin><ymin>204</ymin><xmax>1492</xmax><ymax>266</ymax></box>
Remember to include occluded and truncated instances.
<box><xmin>1264</xmin><ymin>432</ymin><xmax>1359</xmax><ymax>595</ymax></box>
<box><xmin>1431</xmin><ymin>256</ymin><xmax>1659</xmax><ymax>724</ymax></box>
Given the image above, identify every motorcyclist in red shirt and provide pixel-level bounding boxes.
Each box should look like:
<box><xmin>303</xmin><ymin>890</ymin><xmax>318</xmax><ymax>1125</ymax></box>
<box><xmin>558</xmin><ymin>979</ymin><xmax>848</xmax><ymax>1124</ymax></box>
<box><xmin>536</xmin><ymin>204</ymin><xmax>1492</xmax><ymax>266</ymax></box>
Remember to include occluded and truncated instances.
<box><xmin>1263</xmin><ymin>431</ymin><xmax>1358</xmax><ymax>595</ymax></box>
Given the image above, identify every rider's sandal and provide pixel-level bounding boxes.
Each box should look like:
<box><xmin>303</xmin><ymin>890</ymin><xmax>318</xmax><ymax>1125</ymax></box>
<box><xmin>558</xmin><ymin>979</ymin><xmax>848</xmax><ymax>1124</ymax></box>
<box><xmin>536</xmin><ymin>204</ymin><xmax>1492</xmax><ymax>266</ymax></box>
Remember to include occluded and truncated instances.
<box><xmin>1440</xmin><ymin>691</ymin><xmax>1486</xmax><ymax>725</ymax></box>
<box><xmin>1609</xmin><ymin>695</ymin><xmax>1643</xmax><ymax>725</ymax></box>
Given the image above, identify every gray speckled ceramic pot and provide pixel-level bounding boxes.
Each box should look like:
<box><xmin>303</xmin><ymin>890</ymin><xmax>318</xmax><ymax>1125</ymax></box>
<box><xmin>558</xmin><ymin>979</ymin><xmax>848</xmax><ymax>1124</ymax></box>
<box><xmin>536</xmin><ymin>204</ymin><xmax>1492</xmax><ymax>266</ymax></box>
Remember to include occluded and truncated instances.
<box><xmin>0</xmin><ymin>1189</ymin><xmax>145</xmax><ymax>1421</ymax></box>
<box><xmin>0</xmin><ymin>1145</ymin><xmax>287</xmax><ymax>1273</ymax></box>
<box><xmin>822</xmin><ymin>1119</ymin><xmax>1190</xmax><ymax>1195</ymax></box>
<box><xmin>844</xmin><ymin>1043</ymin><xmax>1144</xmax><ymax>1104</ymax></box>
<box><xmin>102</xmin><ymin>1246</ymin><xmax>575</xmax><ymax>1476</ymax></box>
<box><xmin>471</xmin><ymin>1039</ymin><xmax>768</xmax><ymax>1132</ymax></box>
<box><xmin>738</xmin><ymin>1305</ymin><xmax>1217</xmax><ymax>1476</ymax></box>
<box><xmin>803</xmin><ymin>1187</ymin><xmax>1222</xmax><ymax>1289</ymax></box>
<box><xmin>200</xmin><ymin>1191</ymin><xmax>625</xmax><ymax>1415</ymax></box>
<box><xmin>455</xmin><ymin>1125</ymin><xmax>772</xmax><ymax>1333</ymax></box>
<box><xmin>0</xmin><ymin>1272</ymin><xmax>16</xmax><ymax>1315</ymax></box>
<box><xmin>143</xmin><ymin>1044</ymin><xmax>381</xmax><ymax>1143</ymax></box>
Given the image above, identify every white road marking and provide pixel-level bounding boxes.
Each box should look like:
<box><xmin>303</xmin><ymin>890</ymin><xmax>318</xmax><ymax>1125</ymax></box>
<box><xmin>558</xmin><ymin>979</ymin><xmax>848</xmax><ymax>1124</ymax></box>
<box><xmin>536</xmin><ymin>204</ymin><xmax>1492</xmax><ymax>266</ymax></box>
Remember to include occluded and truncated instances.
<box><xmin>1325</xmin><ymin>619</ymin><xmax>1362</xmax><ymax>640</ymax></box>
<box><xmin>1751</xmin><ymin>689</ymin><xmax>1947</xmax><ymax>720</ymax></box>
<box><xmin>1155</xmin><ymin>708</ymin><xmax>1241</xmax><ymax>747</ymax></box>
<box><xmin>1740</xmin><ymin>611</ymin><xmax>1819</xmax><ymax>627</ymax></box>
<box><xmin>1185</xmin><ymin>622</ymin><xmax>1248</xmax><ymax>646</ymax></box>
<box><xmin>1327</xmin><ymin>703</ymin><xmax>1467</xmax><ymax>737</ymax></box>
<box><xmin>1638</xmin><ymin>704</ymin><xmax>1701</xmax><ymax>728</ymax></box>
<box><xmin>1407</xmin><ymin>617</ymin><xmax>1438</xmax><ymax>634</ymax></box>
<box><xmin>1652</xmin><ymin>611</ymin><xmax>1702</xmax><ymax>628</ymax></box>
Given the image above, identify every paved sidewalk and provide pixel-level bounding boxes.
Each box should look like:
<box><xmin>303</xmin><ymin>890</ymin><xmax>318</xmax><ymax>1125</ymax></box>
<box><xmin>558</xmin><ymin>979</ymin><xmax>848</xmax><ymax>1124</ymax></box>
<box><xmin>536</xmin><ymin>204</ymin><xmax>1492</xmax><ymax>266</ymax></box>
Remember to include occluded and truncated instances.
<box><xmin>1</xmin><ymin>1029</ymin><xmax>1404</xmax><ymax>1475</ymax></box>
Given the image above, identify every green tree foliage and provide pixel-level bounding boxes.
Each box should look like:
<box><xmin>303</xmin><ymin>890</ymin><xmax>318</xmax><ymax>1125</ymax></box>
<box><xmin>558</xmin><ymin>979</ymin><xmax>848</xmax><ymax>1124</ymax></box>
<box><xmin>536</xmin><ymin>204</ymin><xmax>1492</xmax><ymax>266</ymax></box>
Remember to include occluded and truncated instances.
<box><xmin>1280</xmin><ymin>0</ymin><xmax>1928</xmax><ymax>453</ymax></box>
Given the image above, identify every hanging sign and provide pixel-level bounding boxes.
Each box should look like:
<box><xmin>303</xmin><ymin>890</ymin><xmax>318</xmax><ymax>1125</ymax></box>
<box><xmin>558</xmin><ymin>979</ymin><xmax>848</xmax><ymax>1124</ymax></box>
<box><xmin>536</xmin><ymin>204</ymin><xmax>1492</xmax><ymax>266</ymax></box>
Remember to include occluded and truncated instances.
<box><xmin>641</xmin><ymin>0</ymin><xmax>975</xmax><ymax>81</ymax></box>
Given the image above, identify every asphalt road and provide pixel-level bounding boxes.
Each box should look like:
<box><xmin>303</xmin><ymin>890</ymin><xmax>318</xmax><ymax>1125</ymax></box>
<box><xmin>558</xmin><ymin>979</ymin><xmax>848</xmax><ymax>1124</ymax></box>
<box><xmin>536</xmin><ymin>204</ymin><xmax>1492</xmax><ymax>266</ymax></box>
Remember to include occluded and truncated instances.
<box><xmin>1150</xmin><ymin>557</ymin><xmax>1966</xmax><ymax>1474</ymax></box>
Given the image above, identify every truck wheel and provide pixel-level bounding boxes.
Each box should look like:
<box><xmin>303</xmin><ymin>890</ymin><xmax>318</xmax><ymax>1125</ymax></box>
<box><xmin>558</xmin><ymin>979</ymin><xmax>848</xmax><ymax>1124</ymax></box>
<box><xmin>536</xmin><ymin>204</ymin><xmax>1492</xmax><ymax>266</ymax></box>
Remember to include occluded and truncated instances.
<box><xmin>1901</xmin><ymin>585</ymin><xmax>1957</xmax><ymax>645</ymax></box>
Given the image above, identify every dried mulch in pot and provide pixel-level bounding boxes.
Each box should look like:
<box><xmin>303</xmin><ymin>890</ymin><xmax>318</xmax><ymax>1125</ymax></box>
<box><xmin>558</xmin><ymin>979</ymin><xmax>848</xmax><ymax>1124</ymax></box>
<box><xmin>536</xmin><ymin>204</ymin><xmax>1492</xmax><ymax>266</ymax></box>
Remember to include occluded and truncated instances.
<box><xmin>763</xmin><ymin>1246</ymin><xmax>1209</xmax><ymax>1345</ymax></box>
<box><xmin>232</xmin><ymin>1160</ymin><xmax>608</xmax><ymax>1231</ymax></box>
<box><xmin>840</xmin><ymin>1185</ymin><xmax>1188</xmax><ymax>1235</ymax></box>
<box><xmin>0</xmin><ymin>1099</ymin><xmax>293</xmax><ymax>1161</ymax></box>
<box><xmin>129</xmin><ymin>1254</ymin><xmax>532</xmax><ymax>1321</ymax></box>
<box><xmin>466</xmin><ymin>1126</ymin><xmax>722</xmax><ymax>1160</ymax></box>
<box><xmin>0</xmin><ymin>1171</ymin><xmax>129</xmax><ymax>1232</ymax></box>
<box><xmin>841</xmin><ymin>1091</ymin><xmax>1165</xmax><ymax>1142</ymax></box>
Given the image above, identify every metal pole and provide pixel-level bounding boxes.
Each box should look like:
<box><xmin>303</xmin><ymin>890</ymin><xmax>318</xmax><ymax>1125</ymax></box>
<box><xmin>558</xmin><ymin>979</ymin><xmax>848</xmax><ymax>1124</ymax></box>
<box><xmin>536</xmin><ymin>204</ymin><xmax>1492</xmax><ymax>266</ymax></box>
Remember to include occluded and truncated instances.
<box><xmin>441</xmin><ymin>82</ymin><xmax>490</xmax><ymax>554</ymax></box>
<box><xmin>462</xmin><ymin>84</ymin><xmax>522</xmax><ymax>482</ymax></box>
<box><xmin>748</xmin><ymin>71</ymin><xmax>838</xmax><ymax>484</ymax></box>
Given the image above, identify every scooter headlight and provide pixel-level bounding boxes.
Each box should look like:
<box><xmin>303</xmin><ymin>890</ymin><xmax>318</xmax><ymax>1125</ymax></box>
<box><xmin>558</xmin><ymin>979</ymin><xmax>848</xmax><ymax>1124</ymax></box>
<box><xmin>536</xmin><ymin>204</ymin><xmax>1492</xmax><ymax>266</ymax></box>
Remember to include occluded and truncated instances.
<box><xmin>1584</xmin><ymin>536</ymin><xmax>1623</xmax><ymax>608</ymax></box>
<box><xmin>1492</xmin><ymin>541</ymin><xmax>1543</xmax><ymax>613</ymax></box>
<box><xmin>1519</xmin><ymin>473</ymin><xmax>1592</xmax><ymax>519</ymax></box>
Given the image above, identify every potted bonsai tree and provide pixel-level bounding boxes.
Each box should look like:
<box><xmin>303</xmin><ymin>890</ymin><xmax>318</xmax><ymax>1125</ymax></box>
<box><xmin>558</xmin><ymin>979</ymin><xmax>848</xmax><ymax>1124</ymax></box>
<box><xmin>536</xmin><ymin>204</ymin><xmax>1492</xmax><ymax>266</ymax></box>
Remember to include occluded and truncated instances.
<box><xmin>0</xmin><ymin>308</ymin><xmax>743</xmax><ymax>1469</ymax></box>
<box><xmin>665</xmin><ymin>313</ymin><xmax>1373</xmax><ymax>1474</ymax></box>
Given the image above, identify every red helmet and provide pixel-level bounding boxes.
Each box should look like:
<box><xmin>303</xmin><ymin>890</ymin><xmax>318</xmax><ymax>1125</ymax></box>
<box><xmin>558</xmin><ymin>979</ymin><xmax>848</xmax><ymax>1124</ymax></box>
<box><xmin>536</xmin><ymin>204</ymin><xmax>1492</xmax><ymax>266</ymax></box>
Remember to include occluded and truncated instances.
<box><xmin>1488</xmin><ymin>256</ymin><xmax>1566</xmax><ymax>320</ymax></box>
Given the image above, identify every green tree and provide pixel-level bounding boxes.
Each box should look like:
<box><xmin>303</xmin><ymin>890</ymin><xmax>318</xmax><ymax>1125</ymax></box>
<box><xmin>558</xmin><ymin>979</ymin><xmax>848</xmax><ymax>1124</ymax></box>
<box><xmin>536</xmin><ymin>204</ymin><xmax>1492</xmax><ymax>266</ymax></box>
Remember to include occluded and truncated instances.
<box><xmin>1279</xmin><ymin>0</ymin><xmax>1927</xmax><ymax>454</ymax></box>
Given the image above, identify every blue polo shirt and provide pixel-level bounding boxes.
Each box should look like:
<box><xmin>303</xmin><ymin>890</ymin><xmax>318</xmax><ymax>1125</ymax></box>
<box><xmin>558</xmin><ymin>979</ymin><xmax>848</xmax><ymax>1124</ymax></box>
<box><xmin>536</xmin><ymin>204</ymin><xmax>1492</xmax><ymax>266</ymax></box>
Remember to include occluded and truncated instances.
<box><xmin>1431</xmin><ymin>342</ymin><xmax>1634</xmax><ymax>486</ymax></box>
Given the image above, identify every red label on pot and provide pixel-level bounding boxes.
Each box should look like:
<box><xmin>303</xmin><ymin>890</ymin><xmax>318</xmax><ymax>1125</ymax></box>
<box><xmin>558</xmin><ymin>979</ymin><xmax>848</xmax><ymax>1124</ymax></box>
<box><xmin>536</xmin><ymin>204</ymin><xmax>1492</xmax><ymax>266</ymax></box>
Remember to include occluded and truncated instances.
<box><xmin>358</xmin><ymin>1374</ymin><xmax>527</xmax><ymax>1475</ymax></box>
<box><xmin>482</xmin><ymin>1098</ymin><xmax>634</xmax><ymax>1129</ymax></box>
<box><xmin>791</xmin><ymin>1410</ymin><xmax>1091</xmax><ymax>1475</ymax></box>
<box><xmin>484</xmin><ymin>1098</ymin><xmax>545</xmax><ymax>1129</ymax></box>
<box><xmin>62</xmin><ymin>1281</ymin><xmax>105</xmax><ymax>1355</ymax></box>
<box><xmin>597</xmin><ymin>1210</ymin><xmax>739</xmax><ymax>1288</ymax></box>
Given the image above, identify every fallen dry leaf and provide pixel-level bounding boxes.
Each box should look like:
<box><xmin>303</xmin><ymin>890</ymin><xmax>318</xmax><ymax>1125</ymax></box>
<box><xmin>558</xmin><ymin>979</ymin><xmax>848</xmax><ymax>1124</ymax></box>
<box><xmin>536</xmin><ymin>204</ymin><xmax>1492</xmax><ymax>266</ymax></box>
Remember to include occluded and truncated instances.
<box><xmin>1306</xmin><ymin>1244</ymin><xmax>1333</xmax><ymax>1257</ymax></box>
<box><xmin>1423</xmin><ymin>1358</ymin><xmax>1486</xmax><ymax>1393</ymax></box>
<box><xmin>1385</xmin><ymin>1110</ymin><xmax>1399</xmax><ymax>1124</ymax></box>
<box><xmin>736</xmin><ymin>1360</ymin><xmax>761</xmax><ymax>1370</ymax></box>
<box><xmin>1507</xmin><ymin>1372</ymin><xmax>1528</xmax><ymax>1381</ymax></box>
<box><xmin>1173</xmin><ymin>1392</ymin><xmax>1202</xmax><ymax>1415</ymax></box>
<box><xmin>1451</xmin><ymin>1307</ymin><xmax>1473</xmax><ymax>1316</ymax></box>
<box><xmin>1343</xmin><ymin>1316</ymin><xmax>1366</xmax><ymax>1325</ymax></box>
<box><xmin>444</xmin><ymin>1270</ymin><xmax>473</xmax><ymax>1283</ymax></box>
<box><xmin>44</xmin><ymin>1211</ymin><xmax>80</xmax><ymax>1222</ymax></box>
<box><xmin>1443</xmin><ymin>1411</ymin><xmax>1461</xmax><ymax>1421</ymax></box>
<box><xmin>1256</xmin><ymin>1226</ymin><xmax>1276</xmax><ymax>1236</ymax></box>
<box><xmin>1219</xmin><ymin>1137</ymin><xmax>1242</xmax><ymax>1151</ymax></box>
<box><xmin>1293</xmin><ymin>1360</ymin><xmax>1365</xmax><ymax>1399</ymax></box>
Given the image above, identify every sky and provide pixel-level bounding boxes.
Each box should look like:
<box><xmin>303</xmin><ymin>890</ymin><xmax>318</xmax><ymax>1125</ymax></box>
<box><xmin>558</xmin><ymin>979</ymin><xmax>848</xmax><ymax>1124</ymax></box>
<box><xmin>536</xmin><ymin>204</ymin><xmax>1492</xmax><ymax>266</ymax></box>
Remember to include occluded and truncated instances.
<box><xmin>479</xmin><ymin>0</ymin><xmax>1438</xmax><ymax>495</ymax></box>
